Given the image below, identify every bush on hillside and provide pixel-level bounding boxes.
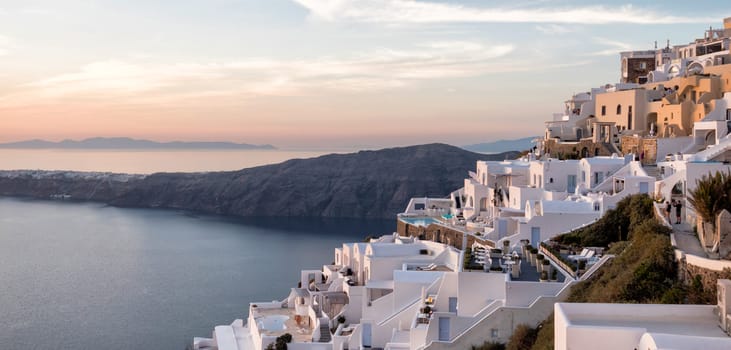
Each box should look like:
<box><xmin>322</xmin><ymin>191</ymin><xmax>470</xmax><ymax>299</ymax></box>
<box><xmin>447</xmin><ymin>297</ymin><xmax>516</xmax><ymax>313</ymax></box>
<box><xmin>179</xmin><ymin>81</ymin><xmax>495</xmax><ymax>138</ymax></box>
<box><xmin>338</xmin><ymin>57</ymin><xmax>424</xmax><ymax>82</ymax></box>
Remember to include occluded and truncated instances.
<box><xmin>555</xmin><ymin>194</ymin><xmax>654</xmax><ymax>247</ymax></box>
<box><xmin>506</xmin><ymin>324</ymin><xmax>538</xmax><ymax>350</ymax></box>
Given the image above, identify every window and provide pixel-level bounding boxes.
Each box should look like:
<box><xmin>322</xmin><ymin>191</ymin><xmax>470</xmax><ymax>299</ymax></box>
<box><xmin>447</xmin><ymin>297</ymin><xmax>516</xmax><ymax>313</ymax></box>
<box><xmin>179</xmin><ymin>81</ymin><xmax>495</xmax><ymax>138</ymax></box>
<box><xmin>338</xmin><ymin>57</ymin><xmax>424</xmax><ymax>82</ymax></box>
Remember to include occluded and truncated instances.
<box><xmin>415</xmin><ymin>203</ymin><xmax>425</xmax><ymax>210</ymax></box>
<box><xmin>582</xmin><ymin>171</ymin><xmax>587</xmax><ymax>184</ymax></box>
<box><xmin>594</xmin><ymin>202</ymin><xmax>600</xmax><ymax>211</ymax></box>
<box><xmin>639</xmin><ymin>61</ymin><xmax>647</xmax><ymax>69</ymax></box>
<box><xmin>549</xmin><ymin>177</ymin><xmax>554</xmax><ymax>184</ymax></box>
<box><xmin>601</xmin><ymin>105</ymin><xmax>606</xmax><ymax>116</ymax></box>
<box><xmin>616</xmin><ymin>104</ymin><xmax>622</xmax><ymax>115</ymax></box>
<box><xmin>595</xmin><ymin>172</ymin><xmax>603</xmax><ymax>185</ymax></box>
<box><xmin>491</xmin><ymin>329</ymin><xmax>499</xmax><ymax>338</ymax></box>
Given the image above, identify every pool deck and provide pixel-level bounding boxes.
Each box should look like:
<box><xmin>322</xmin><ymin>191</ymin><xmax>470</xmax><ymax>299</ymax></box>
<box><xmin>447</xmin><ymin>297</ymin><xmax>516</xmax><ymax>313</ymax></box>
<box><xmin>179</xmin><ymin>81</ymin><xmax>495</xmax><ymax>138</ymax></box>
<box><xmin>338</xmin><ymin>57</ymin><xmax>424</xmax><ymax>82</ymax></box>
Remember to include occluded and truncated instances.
<box><xmin>251</xmin><ymin>307</ymin><xmax>314</xmax><ymax>343</ymax></box>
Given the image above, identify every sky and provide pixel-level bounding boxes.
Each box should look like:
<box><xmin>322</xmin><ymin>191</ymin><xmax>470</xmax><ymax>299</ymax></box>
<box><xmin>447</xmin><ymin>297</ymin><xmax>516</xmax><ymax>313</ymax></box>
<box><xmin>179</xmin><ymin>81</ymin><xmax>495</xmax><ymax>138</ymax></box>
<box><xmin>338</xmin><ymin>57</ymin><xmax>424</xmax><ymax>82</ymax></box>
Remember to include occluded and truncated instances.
<box><xmin>0</xmin><ymin>0</ymin><xmax>729</xmax><ymax>149</ymax></box>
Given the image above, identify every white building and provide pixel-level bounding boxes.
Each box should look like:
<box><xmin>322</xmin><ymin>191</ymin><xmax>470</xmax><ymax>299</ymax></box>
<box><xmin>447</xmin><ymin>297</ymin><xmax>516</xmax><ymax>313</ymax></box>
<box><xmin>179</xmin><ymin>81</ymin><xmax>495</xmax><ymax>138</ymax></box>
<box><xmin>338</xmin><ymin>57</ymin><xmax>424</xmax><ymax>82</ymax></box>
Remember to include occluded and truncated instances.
<box><xmin>193</xmin><ymin>233</ymin><xmax>590</xmax><ymax>350</ymax></box>
<box><xmin>554</xmin><ymin>280</ymin><xmax>731</xmax><ymax>350</ymax></box>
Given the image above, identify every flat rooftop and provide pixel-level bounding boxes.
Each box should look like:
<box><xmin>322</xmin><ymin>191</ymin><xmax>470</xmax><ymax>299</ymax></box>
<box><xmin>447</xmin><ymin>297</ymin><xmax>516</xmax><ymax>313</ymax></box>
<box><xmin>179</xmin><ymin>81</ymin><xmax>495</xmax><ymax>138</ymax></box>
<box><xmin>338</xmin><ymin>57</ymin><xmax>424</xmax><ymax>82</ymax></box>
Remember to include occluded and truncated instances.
<box><xmin>558</xmin><ymin>303</ymin><xmax>728</xmax><ymax>338</ymax></box>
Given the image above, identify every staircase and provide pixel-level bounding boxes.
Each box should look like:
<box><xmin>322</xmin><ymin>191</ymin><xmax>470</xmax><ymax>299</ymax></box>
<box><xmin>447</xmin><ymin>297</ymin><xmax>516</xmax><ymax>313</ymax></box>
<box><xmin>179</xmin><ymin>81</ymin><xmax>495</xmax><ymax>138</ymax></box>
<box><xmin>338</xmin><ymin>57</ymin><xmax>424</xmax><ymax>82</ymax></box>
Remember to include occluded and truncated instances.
<box><xmin>318</xmin><ymin>323</ymin><xmax>331</xmax><ymax>342</ymax></box>
<box><xmin>643</xmin><ymin>165</ymin><xmax>661</xmax><ymax>180</ymax></box>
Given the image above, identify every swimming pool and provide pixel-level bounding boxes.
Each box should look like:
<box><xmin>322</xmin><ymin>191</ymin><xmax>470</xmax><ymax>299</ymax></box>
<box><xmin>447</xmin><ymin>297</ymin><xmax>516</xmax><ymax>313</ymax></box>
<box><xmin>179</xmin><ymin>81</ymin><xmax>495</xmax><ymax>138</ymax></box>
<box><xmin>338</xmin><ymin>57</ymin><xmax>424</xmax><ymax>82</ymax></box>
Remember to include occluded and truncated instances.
<box><xmin>399</xmin><ymin>217</ymin><xmax>441</xmax><ymax>227</ymax></box>
<box><xmin>257</xmin><ymin>315</ymin><xmax>289</xmax><ymax>331</ymax></box>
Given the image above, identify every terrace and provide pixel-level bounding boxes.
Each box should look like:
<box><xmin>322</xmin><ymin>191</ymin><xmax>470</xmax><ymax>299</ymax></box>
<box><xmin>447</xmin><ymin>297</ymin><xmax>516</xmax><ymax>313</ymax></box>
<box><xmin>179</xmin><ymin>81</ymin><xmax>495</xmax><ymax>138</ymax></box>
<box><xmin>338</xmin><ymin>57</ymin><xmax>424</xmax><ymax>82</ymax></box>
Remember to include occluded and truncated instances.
<box><xmin>250</xmin><ymin>303</ymin><xmax>315</xmax><ymax>343</ymax></box>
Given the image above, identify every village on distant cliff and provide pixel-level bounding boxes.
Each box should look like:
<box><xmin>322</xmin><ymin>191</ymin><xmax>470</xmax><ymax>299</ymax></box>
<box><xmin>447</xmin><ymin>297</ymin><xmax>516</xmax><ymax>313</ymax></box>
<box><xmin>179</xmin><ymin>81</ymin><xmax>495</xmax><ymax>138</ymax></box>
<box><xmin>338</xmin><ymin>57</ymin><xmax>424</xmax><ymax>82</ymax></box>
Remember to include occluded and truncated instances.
<box><xmin>194</xmin><ymin>18</ymin><xmax>731</xmax><ymax>350</ymax></box>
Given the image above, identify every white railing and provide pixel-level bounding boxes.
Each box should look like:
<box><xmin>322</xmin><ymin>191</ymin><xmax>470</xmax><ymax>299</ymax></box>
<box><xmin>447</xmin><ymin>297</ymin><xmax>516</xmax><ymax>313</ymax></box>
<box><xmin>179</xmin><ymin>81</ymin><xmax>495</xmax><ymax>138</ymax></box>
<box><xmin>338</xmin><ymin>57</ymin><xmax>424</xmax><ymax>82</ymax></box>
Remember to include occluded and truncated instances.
<box><xmin>580</xmin><ymin>254</ymin><xmax>615</xmax><ymax>280</ymax></box>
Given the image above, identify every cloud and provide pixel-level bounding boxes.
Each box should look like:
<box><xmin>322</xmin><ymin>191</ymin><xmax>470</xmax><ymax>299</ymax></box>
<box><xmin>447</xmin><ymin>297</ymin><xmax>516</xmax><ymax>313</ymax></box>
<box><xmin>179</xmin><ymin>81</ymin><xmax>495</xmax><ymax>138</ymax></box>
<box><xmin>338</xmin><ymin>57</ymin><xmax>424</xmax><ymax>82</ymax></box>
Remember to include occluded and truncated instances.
<box><xmin>1</xmin><ymin>41</ymin><xmax>522</xmax><ymax>107</ymax></box>
<box><xmin>535</xmin><ymin>24</ymin><xmax>575</xmax><ymax>35</ymax></box>
<box><xmin>585</xmin><ymin>37</ymin><xmax>634</xmax><ymax>56</ymax></box>
<box><xmin>291</xmin><ymin>0</ymin><xmax>713</xmax><ymax>24</ymax></box>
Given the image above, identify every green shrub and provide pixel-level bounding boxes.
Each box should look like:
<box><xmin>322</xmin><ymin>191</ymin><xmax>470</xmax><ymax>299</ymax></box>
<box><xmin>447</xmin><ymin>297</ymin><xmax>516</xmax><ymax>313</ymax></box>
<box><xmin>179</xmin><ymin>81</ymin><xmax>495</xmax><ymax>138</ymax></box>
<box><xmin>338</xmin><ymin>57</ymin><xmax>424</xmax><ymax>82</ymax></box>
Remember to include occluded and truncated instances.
<box><xmin>506</xmin><ymin>324</ymin><xmax>538</xmax><ymax>350</ymax></box>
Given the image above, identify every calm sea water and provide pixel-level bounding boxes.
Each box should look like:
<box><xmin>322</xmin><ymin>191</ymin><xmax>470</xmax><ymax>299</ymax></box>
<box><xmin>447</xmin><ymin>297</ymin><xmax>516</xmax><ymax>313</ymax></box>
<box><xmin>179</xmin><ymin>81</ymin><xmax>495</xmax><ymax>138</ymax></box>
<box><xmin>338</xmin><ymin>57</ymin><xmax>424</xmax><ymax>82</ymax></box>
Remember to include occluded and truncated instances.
<box><xmin>0</xmin><ymin>197</ymin><xmax>394</xmax><ymax>349</ymax></box>
<box><xmin>0</xmin><ymin>149</ymin><xmax>352</xmax><ymax>174</ymax></box>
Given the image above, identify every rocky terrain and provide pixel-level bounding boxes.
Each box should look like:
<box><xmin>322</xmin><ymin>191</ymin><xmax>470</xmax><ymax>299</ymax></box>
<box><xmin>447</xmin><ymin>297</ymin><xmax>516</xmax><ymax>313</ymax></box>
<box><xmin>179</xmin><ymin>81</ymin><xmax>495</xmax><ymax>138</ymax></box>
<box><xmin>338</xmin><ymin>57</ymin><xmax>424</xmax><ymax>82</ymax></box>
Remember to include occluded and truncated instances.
<box><xmin>0</xmin><ymin>143</ymin><xmax>518</xmax><ymax>218</ymax></box>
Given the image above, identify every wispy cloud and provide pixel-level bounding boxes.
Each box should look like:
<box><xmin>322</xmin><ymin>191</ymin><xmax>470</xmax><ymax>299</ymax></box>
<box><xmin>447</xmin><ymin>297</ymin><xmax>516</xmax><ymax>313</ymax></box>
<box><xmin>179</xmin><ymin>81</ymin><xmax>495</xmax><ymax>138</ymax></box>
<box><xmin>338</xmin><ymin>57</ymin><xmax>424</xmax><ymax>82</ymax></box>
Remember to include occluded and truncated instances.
<box><xmin>291</xmin><ymin>0</ymin><xmax>713</xmax><ymax>24</ymax></box>
<box><xmin>1</xmin><ymin>41</ymin><xmax>522</xmax><ymax>106</ymax></box>
<box><xmin>535</xmin><ymin>24</ymin><xmax>576</xmax><ymax>35</ymax></box>
<box><xmin>585</xmin><ymin>37</ymin><xmax>634</xmax><ymax>56</ymax></box>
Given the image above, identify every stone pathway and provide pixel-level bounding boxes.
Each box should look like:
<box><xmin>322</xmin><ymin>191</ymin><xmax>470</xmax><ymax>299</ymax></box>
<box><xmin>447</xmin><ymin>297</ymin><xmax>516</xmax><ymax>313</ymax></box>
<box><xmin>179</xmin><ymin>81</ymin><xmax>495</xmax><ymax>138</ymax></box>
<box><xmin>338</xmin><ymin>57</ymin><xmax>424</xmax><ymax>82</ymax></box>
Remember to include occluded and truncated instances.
<box><xmin>655</xmin><ymin>202</ymin><xmax>707</xmax><ymax>257</ymax></box>
<box><xmin>672</xmin><ymin>222</ymin><xmax>708</xmax><ymax>257</ymax></box>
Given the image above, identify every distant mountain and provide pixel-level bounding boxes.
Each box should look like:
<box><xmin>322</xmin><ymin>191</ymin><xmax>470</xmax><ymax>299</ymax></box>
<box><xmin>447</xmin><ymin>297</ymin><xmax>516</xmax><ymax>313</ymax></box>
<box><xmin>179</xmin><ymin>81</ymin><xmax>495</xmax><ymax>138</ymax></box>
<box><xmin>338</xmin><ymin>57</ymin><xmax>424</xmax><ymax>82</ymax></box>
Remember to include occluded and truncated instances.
<box><xmin>462</xmin><ymin>136</ymin><xmax>537</xmax><ymax>153</ymax></box>
<box><xmin>0</xmin><ymin>137</ymin><xmax>276</xmax><ymax>150</ymax></box>
<box><xmin>0</xmin><ymin>143</ymin><xmax>519</xmax><ymax>218</ymax></box>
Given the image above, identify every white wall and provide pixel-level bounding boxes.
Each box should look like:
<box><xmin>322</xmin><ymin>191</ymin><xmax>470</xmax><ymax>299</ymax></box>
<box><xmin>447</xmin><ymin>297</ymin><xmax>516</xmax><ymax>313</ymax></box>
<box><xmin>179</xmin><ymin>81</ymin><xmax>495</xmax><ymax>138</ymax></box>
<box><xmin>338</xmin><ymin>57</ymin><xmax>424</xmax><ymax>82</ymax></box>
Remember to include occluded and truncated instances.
<box><xmin>457</xmin><ymin>273</ymin><xmax>507</xmax><ymax>315</ymax></box>
<box><xmin>505</xmin><ymin>281</ymin><xmax>565</xmax><ymax>307</ymax></box>
<box><xmin>564</xmin><ymin>326</ymin><xmax>644</xmax><ymax>350</ymax></box>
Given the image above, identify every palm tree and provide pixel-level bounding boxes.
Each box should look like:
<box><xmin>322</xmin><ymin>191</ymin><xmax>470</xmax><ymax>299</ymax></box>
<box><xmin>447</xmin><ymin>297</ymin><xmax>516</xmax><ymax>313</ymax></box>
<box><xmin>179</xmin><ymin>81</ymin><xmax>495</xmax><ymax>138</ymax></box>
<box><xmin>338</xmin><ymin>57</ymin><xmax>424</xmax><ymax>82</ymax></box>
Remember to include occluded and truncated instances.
<box><xmin>687</xmin><ymin>171</ymin><xmax>731</xmax><ymax>233</ymax></box>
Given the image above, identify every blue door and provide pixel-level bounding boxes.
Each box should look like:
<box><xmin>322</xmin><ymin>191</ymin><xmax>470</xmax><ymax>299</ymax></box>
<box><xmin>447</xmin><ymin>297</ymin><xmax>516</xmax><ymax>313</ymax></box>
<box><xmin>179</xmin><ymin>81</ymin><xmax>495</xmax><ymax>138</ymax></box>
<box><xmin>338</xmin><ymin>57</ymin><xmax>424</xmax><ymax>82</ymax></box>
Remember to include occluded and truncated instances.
<box><xmin>567</xmin><ymin>175</ymin><xmax>577</xmax><ymax>193</ymax></box>
<box><xmin>497</xmin><ymin>219</ymin><xmax>507</xmax><ymax>238</ymax></box>
<box><xmin>531</xmin><ymin>227</ymin><xmax>540</xmax><ymax>246</ymax></box>
<box><xmin>448</xmin><ymin>297</ymin><xmax>458</xmax><ymax>313</ymax></box>
<box><xmin>639</xmin><ymin>182</ymin><xmax>649</xmax><ymax>194</ymax></box>
<box><xmin>362</xmin><ymin>323</ymin><xmax>371</xmax><ymax>347</ymax></box>
<box><xmin>438</xmin><ymin>317</ymin><xmax>450</xmax><ymax>341</ymax></box>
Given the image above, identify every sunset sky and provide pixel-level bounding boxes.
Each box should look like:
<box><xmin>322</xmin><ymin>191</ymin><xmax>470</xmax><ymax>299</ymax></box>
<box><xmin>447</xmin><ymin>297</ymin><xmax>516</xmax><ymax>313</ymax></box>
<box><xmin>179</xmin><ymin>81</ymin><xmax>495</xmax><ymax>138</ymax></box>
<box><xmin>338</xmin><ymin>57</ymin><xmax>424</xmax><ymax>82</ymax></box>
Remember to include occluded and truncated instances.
<box><xmin>0</xmin><ymin>1</ymin><xmax>728</xmax><ymax>149</ymax></box>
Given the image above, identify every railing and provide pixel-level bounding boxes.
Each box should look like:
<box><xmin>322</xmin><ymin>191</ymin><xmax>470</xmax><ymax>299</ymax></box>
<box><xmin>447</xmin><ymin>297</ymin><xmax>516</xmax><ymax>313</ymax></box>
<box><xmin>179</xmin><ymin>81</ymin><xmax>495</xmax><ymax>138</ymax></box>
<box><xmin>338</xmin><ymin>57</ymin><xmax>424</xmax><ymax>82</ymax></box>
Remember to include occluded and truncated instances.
<box><xmin>415</xmin><ymin>300</ymin><xmax>503</xmax><ymax>350</ymax></box>
<box><xmin>580</xmin><ymin>254</ymin><xmax>615</xmax><ymax>280</ymax></box>
<box><xmin>539</xmin><ymin>244</ymin><xmax>577</xmax><ymax>279</ymax></box>
<box><xmin>377</xmin><ymin>297</ymin><xmax>421</xmax><ymax>326</ymax></box>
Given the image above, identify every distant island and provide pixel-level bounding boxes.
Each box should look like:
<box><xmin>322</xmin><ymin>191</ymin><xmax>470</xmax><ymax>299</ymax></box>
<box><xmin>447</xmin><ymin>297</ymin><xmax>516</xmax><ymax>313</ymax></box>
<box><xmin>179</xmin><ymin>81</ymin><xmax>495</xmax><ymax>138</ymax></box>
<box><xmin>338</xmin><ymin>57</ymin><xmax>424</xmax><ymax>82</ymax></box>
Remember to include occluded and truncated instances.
<box><xmin>0</xmin><ymin>143</ymin><xmax>519</xmax><ymax>218</ymax></box>
<box><xmin>462</xmin><ymin>136</ymin><xmax>536</xmax><ymax>153</ymax></box>
<box><xmin>0</xmin><ymin>137</ymin><xmax>276</xmax><ymax>150</ymax></box>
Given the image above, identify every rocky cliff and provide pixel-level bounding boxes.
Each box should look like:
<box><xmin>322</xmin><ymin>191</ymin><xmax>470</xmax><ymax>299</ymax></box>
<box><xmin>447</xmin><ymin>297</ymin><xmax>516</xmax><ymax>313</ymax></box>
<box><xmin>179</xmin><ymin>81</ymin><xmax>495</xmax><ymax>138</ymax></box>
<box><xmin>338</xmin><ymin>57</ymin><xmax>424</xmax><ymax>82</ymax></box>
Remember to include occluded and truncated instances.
<box><xmin>0</xmin><ymin>143</ymin><xmax>518</xmax><ymax>218</ymax></box>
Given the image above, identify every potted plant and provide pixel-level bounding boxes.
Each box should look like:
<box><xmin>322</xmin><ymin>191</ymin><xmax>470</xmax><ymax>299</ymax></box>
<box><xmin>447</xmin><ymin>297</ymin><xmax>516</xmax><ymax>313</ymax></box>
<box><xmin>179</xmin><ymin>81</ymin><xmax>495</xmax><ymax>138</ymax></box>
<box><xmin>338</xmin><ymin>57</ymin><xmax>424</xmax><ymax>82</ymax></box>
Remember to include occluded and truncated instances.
<box><xmin>578</xmin><ymin>260</ymin><xmax>587</xmax><ymax>274</ymax></box>
<box><xmin>551</xmin><ymin>268</ymin><xmax>558</xmax><ymax>282</ymax></box>
<box><xmin>542</xmin><ymin>259</ymin><xmax>551</xmax><ymax>276</ymax></box>
<box><xmin>540</xmin><ymin>270</ymin><xmax>548</xmax><ymax>282</ymax></box>
<box><xmin>536</xmin><ymin>254</ymin><xmax>544</xmax><ymax>272</ymax></box>
<box><xmin>530</xmin><ymin>248</ymin><xmax>538</xmax><ymax>266</ymax></box>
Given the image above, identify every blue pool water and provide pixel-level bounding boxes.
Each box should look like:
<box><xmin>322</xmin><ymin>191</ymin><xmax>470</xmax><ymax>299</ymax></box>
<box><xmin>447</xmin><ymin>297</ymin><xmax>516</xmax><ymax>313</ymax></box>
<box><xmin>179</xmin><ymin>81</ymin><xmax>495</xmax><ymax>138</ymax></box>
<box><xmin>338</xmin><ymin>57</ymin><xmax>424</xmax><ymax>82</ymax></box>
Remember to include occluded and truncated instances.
<box><xmin>399</xmin><ymin>217</ymin><xmax>441</xmax><ymax>227</ymax></box>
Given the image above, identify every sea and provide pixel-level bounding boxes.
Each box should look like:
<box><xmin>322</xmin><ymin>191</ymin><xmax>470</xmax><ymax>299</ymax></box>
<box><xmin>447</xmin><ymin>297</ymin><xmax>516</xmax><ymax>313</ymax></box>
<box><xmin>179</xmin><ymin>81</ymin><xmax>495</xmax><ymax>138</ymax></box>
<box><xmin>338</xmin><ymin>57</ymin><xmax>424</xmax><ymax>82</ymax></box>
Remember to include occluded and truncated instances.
<box><xmin>0</xmin><ymin>149</ymin><xmax>395</xmax><ymax>349</ymax></box>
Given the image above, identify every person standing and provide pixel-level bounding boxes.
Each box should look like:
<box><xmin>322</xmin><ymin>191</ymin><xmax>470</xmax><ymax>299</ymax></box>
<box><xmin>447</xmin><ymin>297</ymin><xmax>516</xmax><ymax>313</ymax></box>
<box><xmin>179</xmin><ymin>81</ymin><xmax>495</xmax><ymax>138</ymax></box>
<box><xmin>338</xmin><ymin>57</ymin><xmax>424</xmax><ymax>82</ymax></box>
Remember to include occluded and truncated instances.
<box><xmin>665</xmin><ymin>200</ymin><xmax>672</xmax><ymax>222</ymax></box>
<box><xmin>674</xmin><ymin>200</ymin><xmax>683</xmax><ymax>224</ymax></box>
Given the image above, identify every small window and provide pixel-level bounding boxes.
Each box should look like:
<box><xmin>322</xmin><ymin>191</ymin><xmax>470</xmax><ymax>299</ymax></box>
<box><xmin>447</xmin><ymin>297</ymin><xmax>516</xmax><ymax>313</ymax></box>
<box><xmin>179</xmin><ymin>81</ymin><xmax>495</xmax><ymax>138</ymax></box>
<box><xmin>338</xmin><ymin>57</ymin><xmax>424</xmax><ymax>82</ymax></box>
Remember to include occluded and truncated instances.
<box><xmin>616</xmin><ymin>104</ymin><xmax>622</xmax><ymax>115</ymax></box>
<box><xmin>491</xmin><ymin>329</ymin><xmax>499</xmax><ymax>338</ymax></box>
<box><xmin>414</xmin><ymin>203</ymin><xmax>425</xmax><ymax>210</ymax></box>
<box><xmin>594</xmin><ymin>202</ymin><xmax>600</xmax><ymax>211</ymax></box>
<box><xmin>601</xmin><ymin>105</ymin><xmax>606</xmax><ymax>116</ymax></box>
<box><xmin>549</xmin><ymin>178</ymin><xmax>554</xmax><ymax>183</ymax></box>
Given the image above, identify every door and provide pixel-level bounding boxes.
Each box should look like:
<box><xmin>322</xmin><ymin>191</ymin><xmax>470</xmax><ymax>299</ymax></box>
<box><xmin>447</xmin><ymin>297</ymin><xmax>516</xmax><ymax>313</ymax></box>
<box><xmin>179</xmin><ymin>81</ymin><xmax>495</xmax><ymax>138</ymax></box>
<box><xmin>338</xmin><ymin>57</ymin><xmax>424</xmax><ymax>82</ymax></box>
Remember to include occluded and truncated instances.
<box><xmin>531</xmin><ymin>227</ymin><xmax>540</xmax><ymax>247</ymax></box>
<box><xmin>497</xmin><ymin>219</ymin><xmax>507</xmax><ymax>238</ymax></box>
<box><xmin>567</xmin><ymin>175</ymin><xmax>577</xmax><ymax>193</ymax></box>
<box><xmin>639</xmin><ymin>182</ymin><xmax>649</xmax><ymax>194</ymax></box>
<box><xmin>438</xmin><ymin>317</ymin><xmax>450</xmax><ymax>341</ymax></box>
<box><xmin>448</xmin><ymin>297</ymin><xmax>458</xmax><ymax>313</ymax></box>
<box><xmin>362</xmin><ymin>323</ymin><xmax>372</xmax><ymax>347</ymax></box>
